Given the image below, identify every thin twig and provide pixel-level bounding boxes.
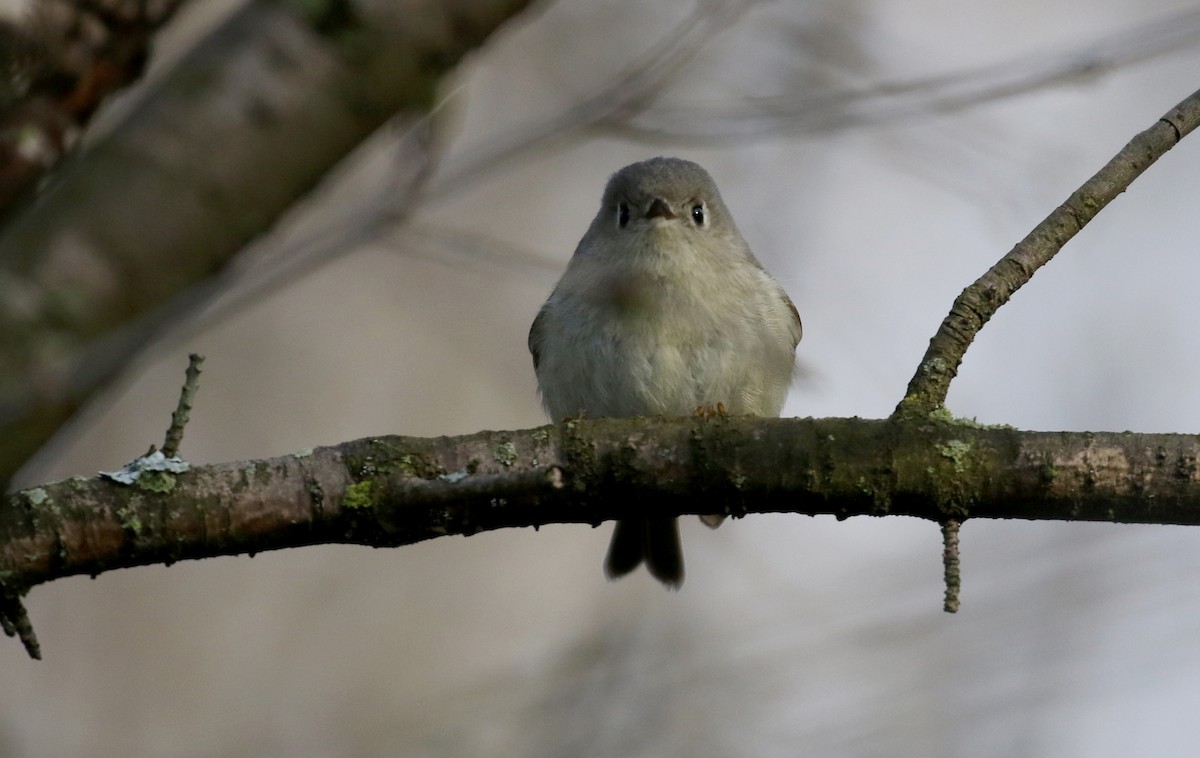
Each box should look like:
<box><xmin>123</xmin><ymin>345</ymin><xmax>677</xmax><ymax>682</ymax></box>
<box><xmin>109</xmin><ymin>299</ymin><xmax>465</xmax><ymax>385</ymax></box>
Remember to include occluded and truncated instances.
<box><xmin>942</xmin><ymin>519</ymin><xmax>960</xmax><ymax>614</ymax></box>
<box><xmin>0</xmin><ymin>593</ymin><xmax>40</xmax><ymax>659</ymax></box>
<box><xmin>616</xmin><ymin>7</ymin><xmax>1200</xmax><ymax>142</ymax></box>
<box><xmin>161</xmin><ymin>354</ymin><xmax>204</xmax><ymax>458</ymax></box>
<box><xmin>895</xmin><ymin>86</ymin><xmax>1200</xmax><ymax>419</ymax></box>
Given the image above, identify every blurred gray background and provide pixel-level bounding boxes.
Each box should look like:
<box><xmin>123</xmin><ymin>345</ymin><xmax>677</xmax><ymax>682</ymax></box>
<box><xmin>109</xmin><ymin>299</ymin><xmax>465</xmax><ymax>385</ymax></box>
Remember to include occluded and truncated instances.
<box><xmin>3</xmin><ymin>0</ymin><xmax>1200</xmax><ymax>755</ymax></box>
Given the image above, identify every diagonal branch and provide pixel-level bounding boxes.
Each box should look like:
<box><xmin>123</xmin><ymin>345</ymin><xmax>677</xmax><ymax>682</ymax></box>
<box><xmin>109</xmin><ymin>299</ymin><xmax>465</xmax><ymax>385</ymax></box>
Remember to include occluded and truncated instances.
<box><xmin>0</xmin><ymin>0</ymin><xmax>195</xmax><ymax>215</ymax></box>
<box><xmin>894</xmin><ymin>86</ymin><xmax>1200</xmax><ymax>419</ymax></box>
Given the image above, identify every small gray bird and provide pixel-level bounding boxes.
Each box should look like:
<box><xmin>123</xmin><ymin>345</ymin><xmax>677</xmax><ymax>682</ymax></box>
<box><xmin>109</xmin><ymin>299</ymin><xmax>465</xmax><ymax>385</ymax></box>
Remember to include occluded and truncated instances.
<box><xmin>528</xmin><ymin>157</ymin><xmax>801</xmax><ymax>588</ymax></box>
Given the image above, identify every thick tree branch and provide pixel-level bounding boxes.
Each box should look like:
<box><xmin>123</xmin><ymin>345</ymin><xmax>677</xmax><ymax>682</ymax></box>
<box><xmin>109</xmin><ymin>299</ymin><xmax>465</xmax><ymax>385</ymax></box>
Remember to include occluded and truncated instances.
<box><xmin>0</xmin><ymin>0</ymin><xmax>194</xmax><ymax>214</ymax></box>
<box><xmin>6</xmin><ymin>416</ymin><xmax>1200</xmax><ymax>597</ymax></box>
<box><xmin>895</xmin><ymin>86</ymin><xmax>1200</xmax><ymax>419</ymax></box>
<box><xmin>0</xmin><ymin>0</ymin><xmax>534</xmax><ymax>490</ymax></box>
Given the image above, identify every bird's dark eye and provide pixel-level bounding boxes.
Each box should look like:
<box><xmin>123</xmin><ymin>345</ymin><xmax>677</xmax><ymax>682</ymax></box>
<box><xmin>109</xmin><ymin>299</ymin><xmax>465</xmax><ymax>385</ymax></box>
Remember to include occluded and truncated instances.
<box><xmin>617</xmin><ymin>202</ymin><xmax>631</xmax><ymax>228</ymax></box>
<box><xmin>691</xmin><ymin>204</ymin><xmax>705</xmax><ymax>226</ymax></box>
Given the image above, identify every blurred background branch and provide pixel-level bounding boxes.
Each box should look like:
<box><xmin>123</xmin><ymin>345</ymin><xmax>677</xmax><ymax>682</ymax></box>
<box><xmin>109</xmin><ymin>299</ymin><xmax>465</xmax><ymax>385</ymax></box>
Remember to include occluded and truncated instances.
<box><xmin>614</xmin><ymin>6</ymin><xmax>1200</xmax><ymax>141</ymax></box>
<box><xmin>0</xmin><ymin>0</ymin><xmax>534</xmax><ymax>490</ymax></box>
<box><xmin>0</xmin><ymin>0</ymin><xmax>194</xmax><ymax>213</ymax></box>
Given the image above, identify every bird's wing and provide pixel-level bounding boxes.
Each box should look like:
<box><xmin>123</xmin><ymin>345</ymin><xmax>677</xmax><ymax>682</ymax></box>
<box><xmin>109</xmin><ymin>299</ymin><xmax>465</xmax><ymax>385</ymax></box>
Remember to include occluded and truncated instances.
<box><xmin>782</xmin><ymin>290</ymin><xmax>802</xmax><ymax>348</ymax></box>
<box><xmin>528</xmin><ymin>303</ymin><xmax>549</xmax><ymax>370</ymax></box>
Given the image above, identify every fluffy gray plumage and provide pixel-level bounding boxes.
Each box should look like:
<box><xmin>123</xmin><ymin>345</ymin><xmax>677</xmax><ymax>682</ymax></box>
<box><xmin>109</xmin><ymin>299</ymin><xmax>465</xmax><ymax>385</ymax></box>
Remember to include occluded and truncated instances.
<box><xmin>529</xmin><ymin>157</ymin><xmax>801</xmax><ymax>587</ymax></box>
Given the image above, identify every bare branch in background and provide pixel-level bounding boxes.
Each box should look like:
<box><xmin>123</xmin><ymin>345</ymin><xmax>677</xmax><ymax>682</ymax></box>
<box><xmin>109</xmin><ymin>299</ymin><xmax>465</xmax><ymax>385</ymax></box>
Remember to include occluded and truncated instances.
<box><xmin>895</xmin><ymin>86</ymin><xmax>1200</xmax><ymax>419</ymax></box>
<box><xmin>0</xmin><ymin>0</ymin><xmax>535</xmax><ymax>489</ymax></box>
<box><xmin>0</xmin><ymin>0</ymin><xmax>194</xmax><ymax>213</ymax></box>
<box><xmin>146</xmin><ymin>4</ymin><xmax>1200</xmax><ymax>352</ymax></box>
<box><xmin>88</xmin><ymin>0</ymin><xmax>762</xmax><ymax>358</ymax></box>
<box><xmin>615</xmin><ymin>7</ymin><xmax>1200</xmax><ymax>142</ymax></box>
<box><xmin>422</xmin><ymin>0</ymin><xmax>763</xmax><ymax>204</ymax></box>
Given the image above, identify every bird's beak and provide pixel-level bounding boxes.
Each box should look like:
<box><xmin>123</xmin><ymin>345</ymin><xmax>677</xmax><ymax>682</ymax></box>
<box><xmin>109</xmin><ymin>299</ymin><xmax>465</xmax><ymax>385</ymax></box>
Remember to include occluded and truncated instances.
<box><xmin>645</xmin><ymin>197</ymin><xmax>675</xmax><ymax>220</ymax></box>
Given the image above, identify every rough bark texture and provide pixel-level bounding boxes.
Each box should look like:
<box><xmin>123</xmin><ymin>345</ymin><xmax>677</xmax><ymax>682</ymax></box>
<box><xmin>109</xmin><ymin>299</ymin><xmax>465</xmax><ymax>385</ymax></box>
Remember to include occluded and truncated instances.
<box><xmin>5</xmin><ymin>416</ymin><xmax>1200</xmax><ymax>592</ymax></box>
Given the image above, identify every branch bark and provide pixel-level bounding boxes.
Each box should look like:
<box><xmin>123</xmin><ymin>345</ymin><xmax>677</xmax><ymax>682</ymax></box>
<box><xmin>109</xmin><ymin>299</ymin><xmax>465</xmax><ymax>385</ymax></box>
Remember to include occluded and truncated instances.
<box><xmin>6</xmin><ymin>416</ymin><xmax>1200</xmax><ymax>593</ymax></box>
<box><xmin>0</xmin><ymin>0</ymin><xmax>195</xmax><ymax>214</ymax></box>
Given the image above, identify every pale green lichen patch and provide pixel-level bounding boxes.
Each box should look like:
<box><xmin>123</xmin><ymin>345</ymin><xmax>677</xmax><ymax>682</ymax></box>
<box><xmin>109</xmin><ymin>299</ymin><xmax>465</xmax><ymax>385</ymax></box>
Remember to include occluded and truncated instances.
<box><xmin>25</xmin><ymin>488</ymin><xmax>48</xmax><ymax>506</ymax></box>
<box><xmin>928</xmin><ymin>406</ymin><xmax>1015</xmax><ymax>430</ymax></box>
<box><xmin>394</xmin><ymin>452</ymin><xmax>443</xmax><ymax>479</ymax></box>
<box><xmin>136</xmin><ymin>471</ymin><xmax>177</xmax><ymax>494</ymax></box>
<box><xmin>493</xmin><ymin>441</ymin><xmax>518</xmax><ymax>467</ymax></box>
<box><xmin>116</xmin><ymin>506</ymin><xmax>145</xmax><ymax>535</ymax></box>
<box><xmin>937</xmin><ymin>440</ymin><xmax>972</xmax><ymax>474</ymax></box>
<box><xmin>927</xmin><ymin>407</ymin><xmax>958</xmax><ymax>424</ymax></box>
<box><xmin>922</xmin><ymin>356</ymin><xmax>948</xmax><ymax>375</ymax></box>
<box><xmin>343</xmin><ymin>481</ymin><xmax>374</xmax><ymax>509</ymax></box>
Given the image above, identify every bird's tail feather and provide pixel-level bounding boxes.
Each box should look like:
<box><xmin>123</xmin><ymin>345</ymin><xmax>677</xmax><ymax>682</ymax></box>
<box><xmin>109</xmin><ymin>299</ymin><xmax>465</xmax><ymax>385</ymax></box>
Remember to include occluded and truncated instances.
<box><xmin>604</xmin><ymin>517</ymin><xmax>684</xmax><ymax>589</ymax></box>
